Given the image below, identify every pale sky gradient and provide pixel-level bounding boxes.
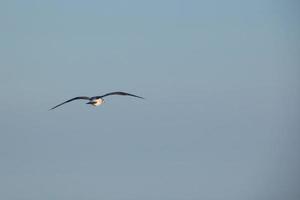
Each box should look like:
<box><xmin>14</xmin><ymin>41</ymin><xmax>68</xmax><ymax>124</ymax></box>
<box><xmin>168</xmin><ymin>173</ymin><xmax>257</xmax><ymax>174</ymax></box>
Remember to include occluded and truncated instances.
<box><xmin>0</xmin><ymin>1</ymin><xmax>300</xmax><ymax>199</ymax></box>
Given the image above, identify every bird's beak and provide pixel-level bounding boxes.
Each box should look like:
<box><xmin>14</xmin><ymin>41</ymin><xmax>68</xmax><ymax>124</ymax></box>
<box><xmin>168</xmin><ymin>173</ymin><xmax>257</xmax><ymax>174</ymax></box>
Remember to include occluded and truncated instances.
<box><xmin>86</xmin><ymin>102</ymin><xmax>92</xmax><ymax>104</ymax></box>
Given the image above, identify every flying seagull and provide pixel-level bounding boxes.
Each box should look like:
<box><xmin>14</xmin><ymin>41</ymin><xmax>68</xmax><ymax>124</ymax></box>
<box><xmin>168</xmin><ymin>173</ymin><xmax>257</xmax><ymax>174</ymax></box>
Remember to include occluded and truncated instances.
<box><xmin>49</xmin><ymin>91</ymin><xmax>144</xmax><ymax>110</ymax></box>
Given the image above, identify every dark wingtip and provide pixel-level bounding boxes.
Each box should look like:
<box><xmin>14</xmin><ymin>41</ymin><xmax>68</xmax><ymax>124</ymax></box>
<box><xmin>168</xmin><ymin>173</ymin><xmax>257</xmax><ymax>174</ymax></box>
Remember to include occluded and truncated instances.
<box><xmin>132</xmin><ymin>94</ymin><xmax>145</xmax><ymax>99</ymax></box>
<box><xmin>49</xmin><ymin>105</ymin><xmax>58</xmax><ymax>110</ymax></box>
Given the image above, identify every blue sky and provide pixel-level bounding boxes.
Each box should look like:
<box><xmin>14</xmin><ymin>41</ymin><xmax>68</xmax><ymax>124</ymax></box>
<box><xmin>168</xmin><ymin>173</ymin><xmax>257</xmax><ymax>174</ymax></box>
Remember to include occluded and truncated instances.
<box><xmin>0</xmin><ymin>1</ymin><xmax>299</xmax><ymax>199</ymax></box>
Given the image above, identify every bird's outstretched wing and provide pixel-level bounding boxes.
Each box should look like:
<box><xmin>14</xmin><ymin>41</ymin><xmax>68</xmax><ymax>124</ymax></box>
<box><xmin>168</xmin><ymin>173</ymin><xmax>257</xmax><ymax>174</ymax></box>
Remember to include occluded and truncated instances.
<box><xmin>95</xmin><ymin>92</ymin><xmax>144</xmax><ymax>99</ymax></box>
<box><xmin>49</xmin><ymin>96</ymin><xmax>90</xmax><ymax>110</ymax></box>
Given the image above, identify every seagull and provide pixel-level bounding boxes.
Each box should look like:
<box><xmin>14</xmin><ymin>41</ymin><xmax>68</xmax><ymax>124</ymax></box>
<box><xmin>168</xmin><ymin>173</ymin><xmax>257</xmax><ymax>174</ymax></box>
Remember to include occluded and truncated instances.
<box><xmin>49</xmin><ymin>91</ymin><xmax>144</xmax><ymax>110</ymax></box>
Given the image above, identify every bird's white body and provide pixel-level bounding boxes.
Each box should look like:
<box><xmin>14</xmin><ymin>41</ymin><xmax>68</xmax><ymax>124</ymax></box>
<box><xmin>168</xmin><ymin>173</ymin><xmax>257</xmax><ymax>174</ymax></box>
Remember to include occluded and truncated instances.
<box><xmin>90</xmin><ymin>98</ymin><xmax>104</xmax><ymax>106</ymax></box>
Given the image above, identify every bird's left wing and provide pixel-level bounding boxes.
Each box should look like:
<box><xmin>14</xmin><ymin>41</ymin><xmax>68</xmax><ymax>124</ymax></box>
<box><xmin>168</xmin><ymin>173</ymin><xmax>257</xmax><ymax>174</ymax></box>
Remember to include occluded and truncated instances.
<box><xmin>95</xmin><ymin>92</ymin><xmax>144</xmax><ymax>99</ymax></box>
<box><xmin>49</xmin><ymin>96</ymin><xmax>90</xmax><ymax>110</ymax></box>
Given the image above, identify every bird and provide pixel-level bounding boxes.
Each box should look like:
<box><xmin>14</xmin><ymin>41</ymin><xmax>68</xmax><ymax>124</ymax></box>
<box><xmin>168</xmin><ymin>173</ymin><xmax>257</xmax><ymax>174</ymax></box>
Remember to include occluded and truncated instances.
<box><xmin>49</xmin><ymin>91</ymin><xmax>144</xmax><ymax>110</ymax></box>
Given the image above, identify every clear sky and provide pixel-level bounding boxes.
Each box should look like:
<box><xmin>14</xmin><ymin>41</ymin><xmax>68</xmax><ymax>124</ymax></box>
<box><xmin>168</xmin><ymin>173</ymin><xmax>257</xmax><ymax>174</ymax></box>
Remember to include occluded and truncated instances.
<box><xmin>1</xmin><ymin>0</ymin><xmax>299</xmax><ymax>199</ymax></box>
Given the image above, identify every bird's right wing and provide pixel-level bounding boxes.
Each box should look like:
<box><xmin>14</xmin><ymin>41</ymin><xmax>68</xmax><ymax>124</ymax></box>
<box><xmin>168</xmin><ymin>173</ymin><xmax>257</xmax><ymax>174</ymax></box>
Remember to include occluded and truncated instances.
<box><xmin>96</xmin><ymin>91</ymin><xmax>144</xmax><ymax>99</ymax></box>
<box><xmin>49</xmin><ymin>96</ymin><xmax>90</xmax><ymax>110</ymax></box>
